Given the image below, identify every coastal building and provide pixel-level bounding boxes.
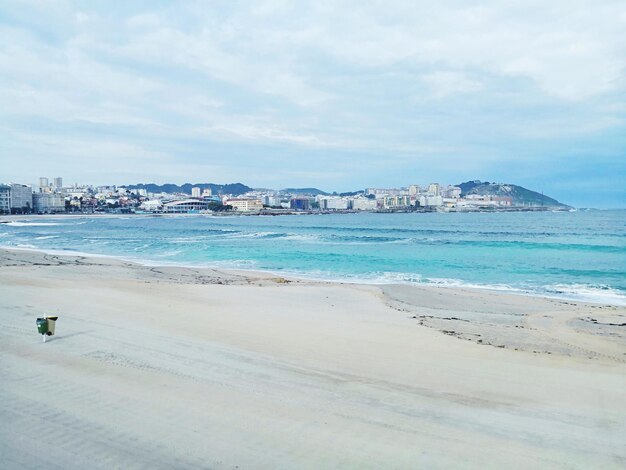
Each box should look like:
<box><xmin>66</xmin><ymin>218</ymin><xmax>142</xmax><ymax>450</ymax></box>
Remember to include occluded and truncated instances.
<box><xmin>427</xmin><ymin>183</ymin><xmax>440</xmax><ymax>196</ymax></box>
<box><xmin>318</xmin><ymin>197</ymin><xmax>349</xmax><ymax>210</ymax></box>
<box><xmin>290</xmin><ymin>198</ymin><xmax>310</xmax><ymax>211</ymax></box>
<box><xmin>408</xmin><ymin>185</ymin><xmax>420</xmax><ymax>196</ymax></box>
<box><xmin>202</xmin><ymin>188</ymin><xmax>212</xmax><ymax>197</ymax></box>
<box><xmin>382</xmin><ymin>195</ymin><xmax>412</xmax><ymax>209</ymax></box>
<box><xmin>464</xmin><ymin>195</ymin><xmax>512</xmax><ymax>207</ymax></box>
<box><xmin>366</xmin><ymin>188</ymin><xmax>402</xmax><ymax>197</ymax></box>
<box><xmin>39</xmin><ymin>177</ymin><xmax>49</xmax><ymax>189</ymax></box>
<box><xmin>33</xmin><ymin>192</ymin><xmax>65</xmax><ymax>213</ymax></box>
<box><xmin>139</xmin><ymin>200</ymin><xmax>163</xmax><ymax>212</ymax></box>
<box><xmin>53</xmin><ymin>177</ymin><xmax>63</xmax><ymax>189</ymax></box>
<box><xmin>443</xmin><ymin>186</ymin><xmax>462</xmax><ymax>198</ymax></box>
<box><xmin>262</xmin><ymin>195</ymin><xmax>283</xmax><ymax>207</ymax></box>
<box><xmin>130</xmin><ymin>188</ymin><xmax>148</xmax><ymax>197</ymax></box>
<box><xmin>65</xmin><ymin>188</ymin><xmax>89</xmax><ymax>199</ymax></box>
<box><xmin>442</xmin><ymin>197</ymin><xmax>459</xmax><ymax>209</ymax></box>
<box><xmin>493</xmin><ymin>196</ymin><xmax>512</xmax><ymax>206</ymax></box>
<box><xmin>10</xmin><ymin>184</ymin><xmax>33</xmax><ymax>213</ymax></box>
<box><xmin>163</xmin><ymin>199</ymin><xmax>210</xmax><ymax>213</ymax></box>
<box><xmin>418</xmin><ymin>195</ymin><xmax>443</xmax><ymax>207</ymax></box>
<box><xmin>96</xmin><ymin>186</ymin><xmax>115</xmax><ymax>194</ymax></box>
<box><xmin>350</xmin><ymin>198</ymin><xmax>378</xmax><ymax>211</ymax></box>
<box><xmin>226</xmin><ymin>198</ymin><xmax>263</xmax><ymax>212</ymax></box>
<box><xmin>191</xmin><ymin>187</ymin><xmax>201</xmax><ymax>198</ymax></box>
<box><xmin>0</xmin><ymin>184</ymin><xmax>11</xmax><ymax>214</ymax></box>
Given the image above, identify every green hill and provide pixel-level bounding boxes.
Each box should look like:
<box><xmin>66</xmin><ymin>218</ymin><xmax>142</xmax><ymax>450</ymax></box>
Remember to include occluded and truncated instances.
<box><xmin>457</xmin><ymin>181</ymin><xmax>569</xmax><ymax>207</ymax></box>
<box><xmin>279</xmin><ymin>188</ymin><xmax>329</xmax><ymax>196</ymax></box>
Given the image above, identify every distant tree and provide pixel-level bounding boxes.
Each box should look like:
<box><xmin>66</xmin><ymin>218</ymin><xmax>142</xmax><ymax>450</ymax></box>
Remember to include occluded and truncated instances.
<box><xmin>207</xmin><ymin>202</ymin><xmax>232</xmax><ymax>212</ymax></box>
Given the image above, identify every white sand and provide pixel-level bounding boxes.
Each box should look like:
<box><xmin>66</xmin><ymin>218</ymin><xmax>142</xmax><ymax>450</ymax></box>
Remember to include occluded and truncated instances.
<box><xmin>1</xmin><ymin>248</ymin><xmax>625</xmax><ymax>469</ymax></box>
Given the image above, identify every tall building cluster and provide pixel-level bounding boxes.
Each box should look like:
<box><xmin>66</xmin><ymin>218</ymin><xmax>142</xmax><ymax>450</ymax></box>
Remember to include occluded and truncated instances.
<box><xmin>0</xmin><ymin>176</ymin><xmax>65</xmax><ymax>214</ymax></box>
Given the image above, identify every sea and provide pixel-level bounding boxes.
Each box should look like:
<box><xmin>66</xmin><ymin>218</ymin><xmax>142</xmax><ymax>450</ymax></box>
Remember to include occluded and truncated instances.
<box><xmin>2</xmin><ymin>210</ymin><xmax>625</xmax><ymax>305</ymax></box>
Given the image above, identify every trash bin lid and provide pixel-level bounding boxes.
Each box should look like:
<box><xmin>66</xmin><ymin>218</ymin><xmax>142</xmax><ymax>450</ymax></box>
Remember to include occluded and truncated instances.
<box><xmin>46</xmin><ymin>316</ymin><xmax>59</xmax><ymax>321</ymax></box>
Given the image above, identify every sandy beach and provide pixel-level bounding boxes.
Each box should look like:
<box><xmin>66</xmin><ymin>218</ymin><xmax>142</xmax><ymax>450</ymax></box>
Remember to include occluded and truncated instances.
<box><xmin>1</xmin><ymin>247</ymin><xmax>625</xmax><ymax>469</ymax></box>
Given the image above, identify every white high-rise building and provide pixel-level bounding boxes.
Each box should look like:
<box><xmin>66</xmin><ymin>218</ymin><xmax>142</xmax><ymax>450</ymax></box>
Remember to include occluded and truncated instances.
<box><xmin>419</xmin><ymin>195</ymin><xmax>443</xmax><ymax>207</ymax></box>
<box><xmin>39</xmin><ymin>177</ymin><xmax>49</xmax><ymax>189</ymax></box>
<box><xmin>33</xmin><ymin>193</ymin><xmax>65</xmax><ymax>213</ymax></box>
<box><xmin>10</xmin><ymin>184</ymin><xmax>33</xmax><ymax>211</ymax></box>
<box><xmin>444</xmin><ymin>186</ymin><xmax>462</xmax><ymax>198</ymax></box>
<box><xmin>319</xmin><ymin>197</ymin><xmax>349</xmax><ymax>210</ymax></box>
<box><xmin>427</xmin><ymin>183</ymin><xmax>440</xmax><ymax>196</ymax></box>
<box><xmin>262</xmin><ymin>195</ymin><xmax>282</xmax><ymax>207</ymax></box>
<box><xmin>191</xmin><ymin>187</ymin><xmax>201</xmax><ymax>198</ymax></box>
<box><xmin>408</xmin><ymin>185</ymin><xmax>420</xmax><ymax>196</ymax></box>
<box><xmin>53</xmin><ymin>177</ymin><xmax>63</xmax><ymax>189</ymax></box>
<box><xmin>202</xmin><ymin>188</ymin><xmax>212</xmax><ymax>197</ymax></box>
<box><xmin>350</xmin><ymin>198</ymin><xmax>378</xmax><ymax>211</ymax></box>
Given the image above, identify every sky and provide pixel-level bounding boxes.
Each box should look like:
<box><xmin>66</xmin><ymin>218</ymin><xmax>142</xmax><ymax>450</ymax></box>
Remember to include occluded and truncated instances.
<box><xmin>0</xmin><ymin>1</ymin><xmax>625</xmax><ymax>207</ymax></box>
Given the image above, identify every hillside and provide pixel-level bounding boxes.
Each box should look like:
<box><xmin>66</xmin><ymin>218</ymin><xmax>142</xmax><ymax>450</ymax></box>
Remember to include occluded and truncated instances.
<box><xmin>278</xmin><ymin>188</ymin><xmax>329</xmax><ymax>196</ymax></box>
<box><xmin>127</xmin><ymin>183</ymin><xmax>252</xmax><ymax>196</ymax></box>
<box><xmin>458</xmin><ymin>181</ymin><xmax>569</xmax><ymax>207</ymax></box>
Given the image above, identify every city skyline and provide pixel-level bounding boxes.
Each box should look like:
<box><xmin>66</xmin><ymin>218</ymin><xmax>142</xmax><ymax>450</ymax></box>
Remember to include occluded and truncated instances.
<box><xmin>1</xmin><ymin>1</ymin><xmax>625</xmax><ymax>208</ymax></box>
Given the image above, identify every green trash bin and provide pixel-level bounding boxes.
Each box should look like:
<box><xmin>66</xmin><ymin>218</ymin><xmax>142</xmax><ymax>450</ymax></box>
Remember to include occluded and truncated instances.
<box><xmin>36</xmin><ymin>318</ymin><xmax>49</xmax><ymax>335</ymax></box>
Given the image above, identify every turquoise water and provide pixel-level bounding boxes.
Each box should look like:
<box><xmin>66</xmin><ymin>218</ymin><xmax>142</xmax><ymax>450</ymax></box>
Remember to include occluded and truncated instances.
<box><xmin>2</xmin><ymin>211</ymin><xmax>625</xmax><ymax>305</ymax></box>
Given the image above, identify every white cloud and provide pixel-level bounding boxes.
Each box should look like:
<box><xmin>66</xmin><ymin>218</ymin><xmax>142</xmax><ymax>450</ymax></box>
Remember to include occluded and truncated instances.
<box><xmin>421</xmin><ymin>72</ymin><xmax>484</xmax><ymax>99</ymax></box>
<box><xmin>0</xmin><ymin>0</ymin><xmax>624</xmax><ymax>192</ymax></box>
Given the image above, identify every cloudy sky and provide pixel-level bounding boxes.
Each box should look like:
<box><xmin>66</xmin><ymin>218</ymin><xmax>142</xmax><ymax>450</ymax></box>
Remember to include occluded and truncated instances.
<box><xmin>1</xmin><ymin>1</ymin><xmax>625</xmax><ymax>207</ymax></box>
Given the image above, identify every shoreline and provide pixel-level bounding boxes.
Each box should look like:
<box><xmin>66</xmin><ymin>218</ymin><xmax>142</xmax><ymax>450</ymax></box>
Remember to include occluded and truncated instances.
<box><xmin>0</xmin><ymin>205</ymin><xmax>576</xmax><ymax>220</ymax></box>
<box><xmin>2</xmin><ymin>246</ymin><xmax>625</xmax><ymax>360</ymax></box>
<box><xmin>0</xmin><ymin>202</ymin><xmax>579</xmax><ymax>223</ymax></box>
<box><xmin>2</xmin><ymin>243</ymin><xmax>625</xmax><ymax>307</ymax></box>
<box><xmin>1</xmin><ymin>246</ymin><xmax>625</xmax><ymax>467</ymax></box>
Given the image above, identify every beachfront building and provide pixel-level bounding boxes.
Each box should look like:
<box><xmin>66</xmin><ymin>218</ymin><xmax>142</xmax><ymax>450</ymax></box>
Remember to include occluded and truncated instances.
<box><xmin>290</xmin><ymin>198</ymin><xmax>310</xmax><ymax>211</ymax></box>
<box><xmin>382</xmin><ymin>195</ymin><xmax>412</xmax><ymax>209</ymax></box>
<box><xmin>418</xmin><ymin>195</ymin><xmax>443</xmax><ymax>207</ymax></box>
<box><xmin>318</xmin><ymin>197</ymin><xmax>349</xmax><ymax>210</ymax></box>
<box><xmin>53</xmin><ymin>177</ymin><xmax>63</xmax><ymax>189</ymax></box>
<box><xmin>33</xmin><ymin>193</ymin><xmax>65</xmax><ymax>213</ymax></box>
<box><xmin>350</xmin><ymin>197</ymin><xmax>378</xmax><ymax>211</ymax></box>
<box><xmin>262</xmin><ymin>195</ymin><xmax>283</xmax><ymax>207</ymax></box>
<box><xmin>10</xmin><ymin>184</ymin><xmax>33</xmax><ymax>213</ymax></box>
<box><xmin>139</xmin><ymin>200</ymin><xmax>163</xmax><ymax>212</ymax></box>
<box><xmin>464</xmin><ymin>195</ymin><xmax>512</xmax><ymax>207</ymax></box>
<box><xmin>0</xmin><ymin>184</ymin><xmax>11</xmax><ymax>214</ymax></box>
<box><xmin>38</xmin><ymin>177</ymin><xmax>49</xmax><ymax>190</ymax></box>
<box><xmin>226</xmin><ymin>198</ymin><xmax>263</xmax><ymax>212</ymax></box>
<box><xmin>191</xmin><ymin>187</ymin><xmax>201</xmax><ymax>197</ymax></box>
<box><xmin>163</xmin><ymin>199</ymin><xmax>210</xmax><ymax>213</ymax></box>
